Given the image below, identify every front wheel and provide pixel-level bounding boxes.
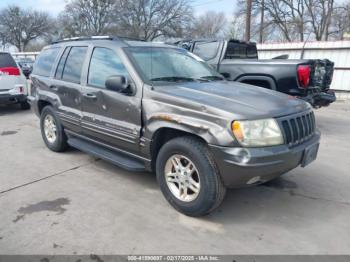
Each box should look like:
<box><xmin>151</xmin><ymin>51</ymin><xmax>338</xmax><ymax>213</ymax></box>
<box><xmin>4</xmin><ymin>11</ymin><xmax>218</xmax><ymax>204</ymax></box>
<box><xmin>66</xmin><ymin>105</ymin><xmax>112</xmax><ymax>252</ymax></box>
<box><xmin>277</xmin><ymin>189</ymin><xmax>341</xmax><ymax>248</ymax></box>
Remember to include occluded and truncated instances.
<box><xmin>156</xmin><ymin>136</ymin><xmax>226</xmax><ymax>217</ymax></box>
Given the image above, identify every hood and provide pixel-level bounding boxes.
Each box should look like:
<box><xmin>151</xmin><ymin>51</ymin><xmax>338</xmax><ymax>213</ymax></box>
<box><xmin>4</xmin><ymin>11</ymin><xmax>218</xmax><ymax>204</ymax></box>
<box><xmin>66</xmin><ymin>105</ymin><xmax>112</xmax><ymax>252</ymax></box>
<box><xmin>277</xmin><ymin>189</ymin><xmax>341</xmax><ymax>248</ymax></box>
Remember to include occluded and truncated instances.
<box><xmin>153</xmin><ymin>81</ymin><xmax>310</xmax><ymax>119</ymax></box>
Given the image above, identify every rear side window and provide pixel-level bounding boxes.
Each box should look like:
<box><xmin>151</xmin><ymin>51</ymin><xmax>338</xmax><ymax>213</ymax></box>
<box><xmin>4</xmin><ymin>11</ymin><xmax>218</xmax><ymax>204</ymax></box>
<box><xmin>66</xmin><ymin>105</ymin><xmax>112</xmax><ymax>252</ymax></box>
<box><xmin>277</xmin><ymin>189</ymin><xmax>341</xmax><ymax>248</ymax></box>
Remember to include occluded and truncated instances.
<box><xmin>0</xmin><ymin>53</ymin><xmax>17</xmax><ymax>68</ymax></box>
<box><xmin>192</xmin><ymin>42</ymin><xmax>220</xmax><ymax>61</ymax></box>
<box><xmin>88</xmin><ymin>47</ymin><xmax>128</xmax><ymax>88</ymax></box>
<box><xmin>225</xmin><ymin>42</ymin><xmax>258</xmax><ymax>59</ymax></box>
<box><xmin>33</xmin><ymin>48</ymin><xmax>60</xmax><ymax>77</ymax></box>
<box><xmin>62</xmin><ymin>46</ymin><xmax>88</xmax><ymax>84</ymax></box>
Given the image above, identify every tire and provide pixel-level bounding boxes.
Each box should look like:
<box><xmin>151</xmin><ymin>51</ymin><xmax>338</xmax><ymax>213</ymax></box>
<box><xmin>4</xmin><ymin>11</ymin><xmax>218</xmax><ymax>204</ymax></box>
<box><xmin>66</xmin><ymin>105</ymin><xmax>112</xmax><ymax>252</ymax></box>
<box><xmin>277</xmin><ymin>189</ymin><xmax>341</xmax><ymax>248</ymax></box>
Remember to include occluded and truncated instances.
<box><xmin>20</xmin><ymin>101</ymin><xmax>30</xmax><ymax>110</ymax></box>
<box><xmin>40</xmin><ymin>106</ymin><xmax>68</xmax><ymax>152</ymax></box>
<box><xmin>156</xmin><ymin>136</ymin><xmax>226</xmax><ymax>217</ymax></box>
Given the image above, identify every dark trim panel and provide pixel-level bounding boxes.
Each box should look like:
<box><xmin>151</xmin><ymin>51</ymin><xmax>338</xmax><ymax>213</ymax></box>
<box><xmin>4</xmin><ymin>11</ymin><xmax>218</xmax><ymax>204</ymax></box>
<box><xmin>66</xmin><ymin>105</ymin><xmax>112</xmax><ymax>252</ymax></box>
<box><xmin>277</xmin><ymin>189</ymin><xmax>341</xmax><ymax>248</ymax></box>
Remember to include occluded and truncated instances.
<box><xmin>65</xmin><ymin>129</ymin><xmax>151</xmax><ymax>162</ymax></box>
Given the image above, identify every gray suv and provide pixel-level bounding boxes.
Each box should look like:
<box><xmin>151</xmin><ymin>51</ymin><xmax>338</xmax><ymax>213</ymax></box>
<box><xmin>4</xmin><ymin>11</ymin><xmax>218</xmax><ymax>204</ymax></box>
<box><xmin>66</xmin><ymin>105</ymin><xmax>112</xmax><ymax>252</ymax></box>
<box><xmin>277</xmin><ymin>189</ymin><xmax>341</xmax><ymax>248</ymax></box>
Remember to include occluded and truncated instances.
<box><xmin>29</xmin><ymin>36</ymin><xmax>320</xmax><ymax>216</ymax></box>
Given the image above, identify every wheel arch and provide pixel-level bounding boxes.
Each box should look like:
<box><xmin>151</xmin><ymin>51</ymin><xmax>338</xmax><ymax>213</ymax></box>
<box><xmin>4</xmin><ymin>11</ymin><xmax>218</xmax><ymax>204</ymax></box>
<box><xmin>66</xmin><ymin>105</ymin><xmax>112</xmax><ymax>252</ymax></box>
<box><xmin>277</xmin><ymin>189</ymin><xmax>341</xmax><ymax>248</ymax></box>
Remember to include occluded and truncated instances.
<box><xmin>149</xmin><ymin>126</ymin><xmax>207</xmax><ymax>172</ymax></box>
<box><xmin>236</xmin><ymin>75</ymin><xmax>277</xmax><ymax>90</ymax></box>
<box><xmin>37</xmin><ymin>100</ymin><xmax>53</xmax><ymax>115</ymax></box>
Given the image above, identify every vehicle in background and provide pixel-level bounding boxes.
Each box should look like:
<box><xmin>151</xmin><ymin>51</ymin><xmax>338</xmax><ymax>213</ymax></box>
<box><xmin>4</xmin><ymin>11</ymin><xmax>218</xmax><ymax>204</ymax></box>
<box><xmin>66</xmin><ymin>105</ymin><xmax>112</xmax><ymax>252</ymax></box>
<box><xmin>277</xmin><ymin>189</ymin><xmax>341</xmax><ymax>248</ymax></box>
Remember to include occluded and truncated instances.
<box><xmin>29</xmin><ymin>36</ymin><xmax>320</xmax><ymax>216</ymax></box>
<box><xmin>171</xmin><ymin>39</ymin><xmax>336</xmax><ymax>108</ymax></box>
<box><xmin>15</xmin><ymin>57</ymin><xmax>35</xmax><ymax>79</ymax></box>
<box><xmin>0</xmin><ymin>52</ymin><xmax>29</xmax><ymax>110</ymax></box>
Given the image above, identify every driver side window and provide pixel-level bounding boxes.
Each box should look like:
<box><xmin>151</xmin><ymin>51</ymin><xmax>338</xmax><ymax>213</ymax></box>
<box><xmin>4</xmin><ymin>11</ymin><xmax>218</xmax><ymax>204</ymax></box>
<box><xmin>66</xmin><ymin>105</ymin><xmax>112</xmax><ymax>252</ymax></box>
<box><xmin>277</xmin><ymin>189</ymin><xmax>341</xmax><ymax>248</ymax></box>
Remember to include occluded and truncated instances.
<box><xmin>88</xmin><ymin>47</ymin><xmax>128</xmax><ymax>88</ymax></box>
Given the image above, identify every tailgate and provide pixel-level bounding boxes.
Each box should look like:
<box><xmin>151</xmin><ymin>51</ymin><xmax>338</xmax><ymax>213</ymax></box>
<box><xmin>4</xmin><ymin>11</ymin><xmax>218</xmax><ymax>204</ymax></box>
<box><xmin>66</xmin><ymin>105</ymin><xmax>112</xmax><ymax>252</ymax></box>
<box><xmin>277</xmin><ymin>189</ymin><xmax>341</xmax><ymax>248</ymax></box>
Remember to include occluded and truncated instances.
<box><xmin>311</xmin><ymin>59</ymin><xmax>334</xmax><ymax>90</ymax></box>
<box><xmin>0</xmin><ymin>74</ymin><xmax>23</xmax><ymax>91</ymax></box>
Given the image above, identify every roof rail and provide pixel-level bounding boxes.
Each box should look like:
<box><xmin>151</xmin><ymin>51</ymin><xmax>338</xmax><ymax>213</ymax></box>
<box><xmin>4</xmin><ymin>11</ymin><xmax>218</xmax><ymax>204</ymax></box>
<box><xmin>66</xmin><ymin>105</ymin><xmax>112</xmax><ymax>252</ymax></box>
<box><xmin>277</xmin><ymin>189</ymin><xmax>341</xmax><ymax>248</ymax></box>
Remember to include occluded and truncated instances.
<box><xmin>51</xmin><ymin>36</ymin><xmax>113</xmax><ymax>44</ymax></box>
<box><xmin>51</xmin><ymin>35</ymin><xmax>146</xmax><ymax>44</ymax></box>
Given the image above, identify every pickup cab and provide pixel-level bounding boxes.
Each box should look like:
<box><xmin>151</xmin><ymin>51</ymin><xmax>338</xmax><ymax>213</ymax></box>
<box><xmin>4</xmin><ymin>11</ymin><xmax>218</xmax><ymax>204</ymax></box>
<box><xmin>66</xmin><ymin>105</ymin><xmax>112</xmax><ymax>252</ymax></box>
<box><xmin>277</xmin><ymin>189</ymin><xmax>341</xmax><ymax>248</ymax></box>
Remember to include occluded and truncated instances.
<box><xmin>29</xmin><ymin>37</ymin><xmax>320</xmax><ymax>216</ymax></box>
<box><xmin>173</xmin><ymin>39</ymin><xmax>336</xmax><ymax>108</ymax></box>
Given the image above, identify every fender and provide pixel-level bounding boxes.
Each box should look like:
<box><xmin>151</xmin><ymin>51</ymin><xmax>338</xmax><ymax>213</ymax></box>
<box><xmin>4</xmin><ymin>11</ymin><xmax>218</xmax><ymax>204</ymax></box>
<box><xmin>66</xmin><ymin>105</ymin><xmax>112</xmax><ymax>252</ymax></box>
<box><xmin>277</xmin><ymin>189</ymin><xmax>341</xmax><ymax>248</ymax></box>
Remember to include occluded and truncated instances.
<box><xmin>144</xmin><ymin>113</ymin><xmax>232</xmax><ymax>146</ymax></box>
<box><xmin>36</xmin><ymin>89</ymin><xmax>62</xmax><ymax>111</ymax></box>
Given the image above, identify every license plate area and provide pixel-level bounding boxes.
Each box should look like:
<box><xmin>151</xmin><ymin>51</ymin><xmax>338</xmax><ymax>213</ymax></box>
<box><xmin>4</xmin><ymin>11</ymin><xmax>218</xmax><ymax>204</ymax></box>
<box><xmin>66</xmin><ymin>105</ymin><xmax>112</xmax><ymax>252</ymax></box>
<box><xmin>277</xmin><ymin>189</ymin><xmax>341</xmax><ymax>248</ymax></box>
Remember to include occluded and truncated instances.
<box><xmin>301</xmin><ymin>143</ymin><xmax>319</xmax><ymax>167</ymax></box>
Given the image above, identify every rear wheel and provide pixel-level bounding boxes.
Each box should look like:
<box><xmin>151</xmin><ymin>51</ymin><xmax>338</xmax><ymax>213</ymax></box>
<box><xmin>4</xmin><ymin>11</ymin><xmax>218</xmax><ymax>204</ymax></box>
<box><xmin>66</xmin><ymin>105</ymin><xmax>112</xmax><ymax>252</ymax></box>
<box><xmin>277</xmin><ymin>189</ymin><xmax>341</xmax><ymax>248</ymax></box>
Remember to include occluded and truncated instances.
<box><xmin>156</xmin><ymin>136</ymin><xmax>226</xmax><ymax>217</ymax></box>
<box><xmin>40</xmin><ymin>106</ymin><xmax>68</xmax><ymax>152</ymax></box>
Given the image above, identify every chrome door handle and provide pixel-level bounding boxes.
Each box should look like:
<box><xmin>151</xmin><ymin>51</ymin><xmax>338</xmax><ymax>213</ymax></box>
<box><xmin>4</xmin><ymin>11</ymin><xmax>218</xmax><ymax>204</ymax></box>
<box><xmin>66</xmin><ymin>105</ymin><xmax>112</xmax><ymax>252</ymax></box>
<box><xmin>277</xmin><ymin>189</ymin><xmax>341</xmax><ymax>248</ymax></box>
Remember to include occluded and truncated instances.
<box><xmin>83</xmin><ymin>93</ymin><xmax>97</xmax><ymax>99</ymax></box>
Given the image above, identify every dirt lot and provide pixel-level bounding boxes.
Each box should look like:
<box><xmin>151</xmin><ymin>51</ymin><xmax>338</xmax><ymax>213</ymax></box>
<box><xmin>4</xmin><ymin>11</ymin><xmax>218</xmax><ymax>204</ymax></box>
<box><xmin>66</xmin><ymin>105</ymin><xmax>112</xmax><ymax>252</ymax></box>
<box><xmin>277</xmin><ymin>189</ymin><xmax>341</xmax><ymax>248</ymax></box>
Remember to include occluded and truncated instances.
<box><xmin>0</xmin><ymin>101</ymin><xmax>350</xmax><ymax>255</ymax></box>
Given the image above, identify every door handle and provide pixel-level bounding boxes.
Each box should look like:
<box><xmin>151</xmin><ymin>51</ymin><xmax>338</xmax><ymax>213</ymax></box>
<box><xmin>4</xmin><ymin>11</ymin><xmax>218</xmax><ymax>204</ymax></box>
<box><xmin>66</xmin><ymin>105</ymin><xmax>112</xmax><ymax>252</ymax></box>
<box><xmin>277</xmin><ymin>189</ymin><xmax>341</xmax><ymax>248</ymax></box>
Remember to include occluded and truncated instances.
<box><xmin>49</xmin><ymin>85</ymin><xmax>58</xmax><ymax>91</ymax></box>
<box><xmin>83</xmin><ymin>93</ymin><xmax>97</xmax><ymax>99</ymax></box>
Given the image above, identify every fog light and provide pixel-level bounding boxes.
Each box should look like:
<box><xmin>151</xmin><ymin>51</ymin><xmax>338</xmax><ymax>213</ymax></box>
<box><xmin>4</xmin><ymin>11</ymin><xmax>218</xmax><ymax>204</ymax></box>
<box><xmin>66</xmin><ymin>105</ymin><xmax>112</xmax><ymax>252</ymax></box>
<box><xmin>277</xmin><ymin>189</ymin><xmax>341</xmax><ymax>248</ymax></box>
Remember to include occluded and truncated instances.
<box><xmin>236</xmin><ymin>148</ymin><xmax>250</xmax><ymax>164</ymax></box>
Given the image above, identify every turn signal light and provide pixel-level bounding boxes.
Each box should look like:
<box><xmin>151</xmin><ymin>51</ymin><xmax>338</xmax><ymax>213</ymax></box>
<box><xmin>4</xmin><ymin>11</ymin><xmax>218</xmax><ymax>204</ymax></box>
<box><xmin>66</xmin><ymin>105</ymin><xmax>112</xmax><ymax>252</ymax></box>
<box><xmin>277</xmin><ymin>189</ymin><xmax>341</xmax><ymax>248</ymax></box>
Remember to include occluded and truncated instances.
<box><xmin>232</xmin><ymin>121</ymin><xmax>244</xmax><ymax>141</ymax></box>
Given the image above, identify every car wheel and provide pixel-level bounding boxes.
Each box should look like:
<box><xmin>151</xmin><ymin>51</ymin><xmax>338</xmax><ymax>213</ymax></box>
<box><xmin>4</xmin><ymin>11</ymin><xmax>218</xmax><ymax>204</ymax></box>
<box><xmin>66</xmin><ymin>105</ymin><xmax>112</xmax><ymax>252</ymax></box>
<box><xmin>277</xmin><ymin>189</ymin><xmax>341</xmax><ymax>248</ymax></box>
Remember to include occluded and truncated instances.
<box><xmin>156</xmin><ymin>136</ymin><xmax>226</xmax><ymax>217</ymax></box>
<box><xmin>20</xmin><ymin>101</ymin><xmax>30</xmax><ymax>110</ymax></box>
<box><xmin>40</xmin><ymin>106</ymin><xmax>68</xmax><ymax>152</ymax></box>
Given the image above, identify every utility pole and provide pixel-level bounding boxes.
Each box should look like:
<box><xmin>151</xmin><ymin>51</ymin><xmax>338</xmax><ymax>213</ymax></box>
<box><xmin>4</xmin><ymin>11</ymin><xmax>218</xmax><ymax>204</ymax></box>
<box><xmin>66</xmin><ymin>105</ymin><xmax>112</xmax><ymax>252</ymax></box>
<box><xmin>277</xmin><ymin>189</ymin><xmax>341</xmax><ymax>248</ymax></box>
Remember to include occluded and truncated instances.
<box><xmin>245</xmin><ymin>0</ymin><xmax>252</xmax><ymax>42</ymax></box>
<box><xmin>259</xmin><ymin>0</ymin><xmax>264</xmax><ymax>43</ymax></box>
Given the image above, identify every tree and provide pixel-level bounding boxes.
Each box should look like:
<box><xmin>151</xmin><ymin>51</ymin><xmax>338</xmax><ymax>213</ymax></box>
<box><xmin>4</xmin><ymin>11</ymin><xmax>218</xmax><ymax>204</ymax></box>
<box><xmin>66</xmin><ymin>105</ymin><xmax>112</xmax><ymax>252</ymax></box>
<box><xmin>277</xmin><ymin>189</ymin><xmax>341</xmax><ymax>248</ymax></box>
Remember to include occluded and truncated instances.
<box><xmin>259</xmin><ymin>0</ymin><xmax>306</xmax><ymax>42</ymax></box>
<box><xmin>329</xmin><ymin>3</ymin><xmax>350</xmax><ymax>40</ymax></box>
<box><xmin>189</xmin><ymin>11</ymin><xmax>227</xmax><ymax>38</ymax></box>
<box><xmin>113</xmin><ymin>0</ymin><xmax>193</xmax><ymax>40</ymax></box>
<box><xmin>304</xmin><ymin>0</ymin><xmax>334</xmax><ymax>40</ymax></box>
<box><xmin>0</xmin><ymin>6</ymin><xmax>53</xmax><ymax>51</ymax></box>
<box><xmin>232</xmin><ymin>0</ymin><xmax>270</xmax><ymax>42</ymax></box>
<box><xmin>259</xmin><ymin>0</ymin><xmax>265</xmax><ymax>43</ymax></box>
<box><xmin>246</xmin><ymin>0</ymin><xmax>253</xmax><ymax>41</ymax></box>
<box><xmin>58</xmin><ymin>0</ymin><xmax>114</xmax><ymax>38</ymax></box>
<box><xmin>226</xmin><ymin>15</ymin><xmax>245</xmax><ymax>40</ymax></box>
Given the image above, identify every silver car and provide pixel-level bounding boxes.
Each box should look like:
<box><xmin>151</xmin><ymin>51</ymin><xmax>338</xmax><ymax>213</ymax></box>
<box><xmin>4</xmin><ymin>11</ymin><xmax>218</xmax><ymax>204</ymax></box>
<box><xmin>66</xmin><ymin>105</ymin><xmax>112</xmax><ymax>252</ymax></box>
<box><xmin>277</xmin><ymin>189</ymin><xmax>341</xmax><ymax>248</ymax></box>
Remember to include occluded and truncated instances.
<box><xmin>0</xmin><ymin>52</ymin><xmax>29</xmax><ymax>109</ymax></box>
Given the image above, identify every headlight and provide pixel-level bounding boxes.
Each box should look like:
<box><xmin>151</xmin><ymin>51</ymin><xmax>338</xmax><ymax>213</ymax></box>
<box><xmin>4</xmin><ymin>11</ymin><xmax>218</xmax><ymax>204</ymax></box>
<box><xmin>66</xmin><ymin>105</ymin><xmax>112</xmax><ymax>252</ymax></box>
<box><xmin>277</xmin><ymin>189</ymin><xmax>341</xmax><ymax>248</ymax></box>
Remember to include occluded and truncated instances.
<box><xmin>231</xmin><ymin>118</ymin><xmax>284</xmax><ymax>147</ymax></box>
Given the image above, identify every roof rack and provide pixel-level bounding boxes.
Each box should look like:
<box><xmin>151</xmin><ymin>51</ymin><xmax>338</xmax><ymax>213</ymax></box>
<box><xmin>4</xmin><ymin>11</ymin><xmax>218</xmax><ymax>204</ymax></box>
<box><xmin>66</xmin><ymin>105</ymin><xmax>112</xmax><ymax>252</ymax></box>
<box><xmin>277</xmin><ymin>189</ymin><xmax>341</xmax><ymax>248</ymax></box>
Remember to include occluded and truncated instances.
<box><xmin>51</xmin><ymin>35</ymin><xmax>146</xmax><ymax>44</ymax></box>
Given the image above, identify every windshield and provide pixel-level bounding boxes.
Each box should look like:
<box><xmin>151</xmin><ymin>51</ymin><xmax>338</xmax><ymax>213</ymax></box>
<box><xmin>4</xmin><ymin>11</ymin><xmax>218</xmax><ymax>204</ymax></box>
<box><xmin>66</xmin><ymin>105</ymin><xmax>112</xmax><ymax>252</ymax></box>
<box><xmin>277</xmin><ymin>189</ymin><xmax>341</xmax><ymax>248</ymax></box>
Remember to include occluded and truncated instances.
<box><xmin>126</xmin><ymin>47</ymin><xmax>223</xmax><ymax>84</ymax></box>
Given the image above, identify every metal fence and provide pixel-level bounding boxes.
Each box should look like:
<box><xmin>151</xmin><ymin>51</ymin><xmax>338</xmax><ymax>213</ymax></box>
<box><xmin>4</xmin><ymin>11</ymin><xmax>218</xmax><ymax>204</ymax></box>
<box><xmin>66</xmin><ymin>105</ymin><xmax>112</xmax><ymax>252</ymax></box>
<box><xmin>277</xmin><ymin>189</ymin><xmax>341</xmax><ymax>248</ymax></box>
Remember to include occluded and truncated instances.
<box><xmin>11</xmin><ymin>52</ymin><xmax>40</xmax><ymax>61</ymax></box>
<box><xmin>257</xmin><ymin>41</ymin><xmax>350</xmax><ymax>92</ymax></box>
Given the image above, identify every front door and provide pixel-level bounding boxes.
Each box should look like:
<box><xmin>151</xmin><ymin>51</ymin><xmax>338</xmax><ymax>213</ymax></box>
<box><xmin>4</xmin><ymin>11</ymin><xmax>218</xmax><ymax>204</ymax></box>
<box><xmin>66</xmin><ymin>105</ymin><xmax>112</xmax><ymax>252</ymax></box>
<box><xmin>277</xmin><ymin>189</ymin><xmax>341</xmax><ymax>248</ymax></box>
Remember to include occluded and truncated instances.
<box><xmin>81</xmin><ymin>47</ymin><xmax>142</xmax><ymax>154</ymax></box>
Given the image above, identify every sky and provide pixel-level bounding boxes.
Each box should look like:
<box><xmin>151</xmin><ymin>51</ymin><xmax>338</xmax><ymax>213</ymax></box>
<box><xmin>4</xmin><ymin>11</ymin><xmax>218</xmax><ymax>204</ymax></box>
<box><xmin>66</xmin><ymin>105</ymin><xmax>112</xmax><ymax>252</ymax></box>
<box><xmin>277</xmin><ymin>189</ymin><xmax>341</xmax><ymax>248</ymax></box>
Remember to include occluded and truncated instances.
<box><xmin>0</xmin><ymin>0</ymin><xmax>236</xmax><ymax>17</ymax></box>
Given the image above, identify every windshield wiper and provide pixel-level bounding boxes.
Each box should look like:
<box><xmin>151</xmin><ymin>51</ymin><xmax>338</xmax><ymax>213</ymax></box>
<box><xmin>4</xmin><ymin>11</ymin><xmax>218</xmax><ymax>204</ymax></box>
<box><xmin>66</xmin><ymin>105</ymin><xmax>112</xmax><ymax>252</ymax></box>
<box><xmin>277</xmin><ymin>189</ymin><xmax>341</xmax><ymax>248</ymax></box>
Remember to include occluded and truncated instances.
<box><xmin>150</xmin><ymin>76</ymin><xmax>196</xmax><ymax>82</ymax></box>
<box><xmin>199</xmin><ymin>75</ymin><xmax>224</xmax><ymax>81</ymax></box>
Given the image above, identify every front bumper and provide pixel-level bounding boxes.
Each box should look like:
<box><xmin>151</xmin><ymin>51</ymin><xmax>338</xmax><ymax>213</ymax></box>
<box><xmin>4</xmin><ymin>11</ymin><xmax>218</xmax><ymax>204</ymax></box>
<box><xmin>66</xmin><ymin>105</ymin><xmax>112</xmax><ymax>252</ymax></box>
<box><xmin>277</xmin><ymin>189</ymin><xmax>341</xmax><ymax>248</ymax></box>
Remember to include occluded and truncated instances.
<box><xmin>0</xmin><ymin>93</ymin><xmax>27</xmax><ymax>105</ymax></box>
<box><xmin>209</xmin><ymin>131</ymin><xmax>321</xmax><ymax>188</ymax></box>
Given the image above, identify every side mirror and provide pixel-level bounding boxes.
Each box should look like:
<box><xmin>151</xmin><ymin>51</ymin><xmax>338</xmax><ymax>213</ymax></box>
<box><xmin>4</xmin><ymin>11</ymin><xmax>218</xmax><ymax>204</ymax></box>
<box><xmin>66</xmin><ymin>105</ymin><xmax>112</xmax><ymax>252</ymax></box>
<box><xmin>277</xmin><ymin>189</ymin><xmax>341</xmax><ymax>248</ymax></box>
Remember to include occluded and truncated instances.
<box><xmin>105</xmin><ymin>75</ymin><xmax>131</xmax><ymax>94</ymax></box>
<box><xmin>23</xmin><ymin>69</ymin><xmax>31</xmax><ymax>78</ymax></box>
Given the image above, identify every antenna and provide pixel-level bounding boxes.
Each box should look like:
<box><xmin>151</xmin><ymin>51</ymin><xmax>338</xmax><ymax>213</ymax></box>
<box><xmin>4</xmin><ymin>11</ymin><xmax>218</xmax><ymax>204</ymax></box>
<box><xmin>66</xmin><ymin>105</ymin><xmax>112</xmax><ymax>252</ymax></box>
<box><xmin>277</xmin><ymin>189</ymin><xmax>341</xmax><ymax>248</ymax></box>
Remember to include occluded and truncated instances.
<box><xmin>300</xmin><ymin>32</ymin><xmax>312</xmax><ymax>59</ymax></box>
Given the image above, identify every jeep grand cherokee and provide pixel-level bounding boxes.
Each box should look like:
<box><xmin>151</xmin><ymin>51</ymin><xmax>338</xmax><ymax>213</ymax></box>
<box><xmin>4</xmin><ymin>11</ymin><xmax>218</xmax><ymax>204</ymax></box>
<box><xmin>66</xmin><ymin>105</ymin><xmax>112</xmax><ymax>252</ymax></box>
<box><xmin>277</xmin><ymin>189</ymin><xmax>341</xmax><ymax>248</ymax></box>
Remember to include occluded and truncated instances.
<box><xmin>28</xmin><ymin>36</ymin><xmax>320</xmax><ymax>216</ymax></box>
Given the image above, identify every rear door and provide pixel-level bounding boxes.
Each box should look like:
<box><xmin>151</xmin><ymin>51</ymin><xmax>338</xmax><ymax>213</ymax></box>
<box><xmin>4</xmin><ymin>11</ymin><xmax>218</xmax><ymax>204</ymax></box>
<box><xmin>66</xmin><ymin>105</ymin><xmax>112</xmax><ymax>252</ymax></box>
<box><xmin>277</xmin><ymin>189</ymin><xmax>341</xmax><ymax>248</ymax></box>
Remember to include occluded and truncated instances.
<box><xmin>81</xmin><ymin>46</ymin><xmax>142</xmax><ymax>154</ymax></box>
<box><xmin>49</xmin><ymin>46</ymin><xmax>88</xmax><ymax>134</ymax></box>
<box><xmin>0</xmin><ymin>53</ymin><xmax>26</xmax><ymax>93</ymax></box>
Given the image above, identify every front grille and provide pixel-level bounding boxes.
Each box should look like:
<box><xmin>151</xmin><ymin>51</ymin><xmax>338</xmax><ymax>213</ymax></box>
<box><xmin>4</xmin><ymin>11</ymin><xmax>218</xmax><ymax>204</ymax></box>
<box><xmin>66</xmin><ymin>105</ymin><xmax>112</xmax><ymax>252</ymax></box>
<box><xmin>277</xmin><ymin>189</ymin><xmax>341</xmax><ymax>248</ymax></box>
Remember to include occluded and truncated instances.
<box><xmin>279</xmin><ymin>111</ymin><xmax>316</xmax><ymax>147</ymax></box>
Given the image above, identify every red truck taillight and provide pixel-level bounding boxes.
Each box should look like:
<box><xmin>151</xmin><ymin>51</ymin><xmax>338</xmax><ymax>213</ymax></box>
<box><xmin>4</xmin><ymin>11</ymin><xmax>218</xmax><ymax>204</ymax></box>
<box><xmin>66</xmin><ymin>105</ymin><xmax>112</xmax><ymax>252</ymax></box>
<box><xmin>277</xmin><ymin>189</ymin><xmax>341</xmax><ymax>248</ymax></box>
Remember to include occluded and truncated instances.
<box><xmin>0</xmin><ymin>67</ymin><xmax>20</xmax><ymax>76</ymax></box>
<box><xmin>297</xmin><ymin>65</ymin><xmax>310</xmax><ymax>88</ymax></box>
